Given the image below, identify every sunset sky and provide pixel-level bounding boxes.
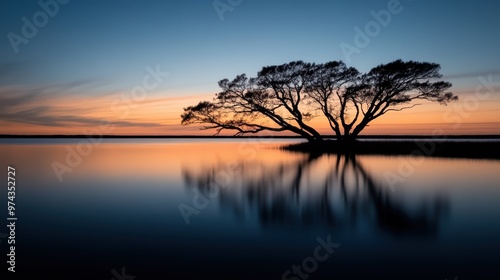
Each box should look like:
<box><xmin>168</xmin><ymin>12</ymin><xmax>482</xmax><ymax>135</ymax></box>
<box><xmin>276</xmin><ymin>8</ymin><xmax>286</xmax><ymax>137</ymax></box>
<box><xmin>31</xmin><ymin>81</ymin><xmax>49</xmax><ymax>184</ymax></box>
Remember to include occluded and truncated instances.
<box><xmin>1</xmin><ymin>0</ymin><xmax>499</xmax><ymax>135</ymax></box>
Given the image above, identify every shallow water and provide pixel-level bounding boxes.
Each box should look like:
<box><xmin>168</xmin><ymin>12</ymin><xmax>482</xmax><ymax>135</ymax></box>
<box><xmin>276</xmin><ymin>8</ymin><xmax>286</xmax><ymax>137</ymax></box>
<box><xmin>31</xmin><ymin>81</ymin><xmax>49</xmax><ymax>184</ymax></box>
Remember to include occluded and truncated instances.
<box><xmin>1</xmin><ymin>139</ymin><xmax>499</xmax><ymax>279</ymax></box>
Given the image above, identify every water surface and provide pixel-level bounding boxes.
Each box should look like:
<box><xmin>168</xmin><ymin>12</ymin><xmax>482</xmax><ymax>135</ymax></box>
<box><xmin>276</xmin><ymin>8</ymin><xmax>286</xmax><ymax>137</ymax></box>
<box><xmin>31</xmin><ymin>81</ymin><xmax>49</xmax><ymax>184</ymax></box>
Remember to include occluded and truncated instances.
<box><xmin>1</xmin><ymin>139</ymin><xmax>499</xmax><ymax>279</ymax></box>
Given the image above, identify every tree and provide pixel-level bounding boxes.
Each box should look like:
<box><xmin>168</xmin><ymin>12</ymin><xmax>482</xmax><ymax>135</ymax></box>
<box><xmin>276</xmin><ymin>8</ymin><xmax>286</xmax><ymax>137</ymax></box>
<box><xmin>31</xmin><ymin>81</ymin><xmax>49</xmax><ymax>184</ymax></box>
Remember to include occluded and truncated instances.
<box><xmin>304</xmin><ymin>61</ymin><xmax>360</xmax><ymax>140</ymax></box>
<box><xmin>181</xmin><ymin>59</ymin><xmax>457</xmax><ymax>142</ymax></box>
<box><xmin>181</xmin><ymin>61</ymin><xmax>324</xmax><ymax>142</ymax></box>
<box><xmin>308</xmin><ymin>59</ymin><xmax>458</xmax><ymax>141</ymax></box>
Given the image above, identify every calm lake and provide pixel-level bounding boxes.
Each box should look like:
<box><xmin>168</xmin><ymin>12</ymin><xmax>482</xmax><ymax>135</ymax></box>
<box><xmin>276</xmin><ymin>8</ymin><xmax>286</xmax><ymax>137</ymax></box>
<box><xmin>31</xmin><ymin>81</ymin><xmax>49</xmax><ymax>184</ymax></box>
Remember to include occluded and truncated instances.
<box><xmin>1</xmin><ymin>138</ymin><xmax>499</xmax><ymax>279</ymax></box>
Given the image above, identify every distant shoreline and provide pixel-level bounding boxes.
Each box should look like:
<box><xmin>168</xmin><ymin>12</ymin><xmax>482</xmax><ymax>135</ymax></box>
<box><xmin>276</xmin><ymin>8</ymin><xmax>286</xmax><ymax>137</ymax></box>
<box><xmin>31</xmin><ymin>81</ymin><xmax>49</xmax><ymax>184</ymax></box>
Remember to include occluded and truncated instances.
<box><xmin>2</xmin><ymin>134</ymin><xmax>499</xmax><ymax>159</ymax></box>
<box><xmin>285</xmin><ymin>140</ymin><xmax>500</xmax><ymax>160</ymax></box>
<box><xmin>1</xmin><ymin>134</ymin><xmax>500</xmax><ymax>139</ymax></box>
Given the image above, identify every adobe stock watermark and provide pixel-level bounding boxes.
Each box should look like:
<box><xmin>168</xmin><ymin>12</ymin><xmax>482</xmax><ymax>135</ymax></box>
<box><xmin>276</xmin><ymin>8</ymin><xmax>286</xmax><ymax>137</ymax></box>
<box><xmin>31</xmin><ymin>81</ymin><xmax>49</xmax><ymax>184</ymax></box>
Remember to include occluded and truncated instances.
<box><xmin>110</xmin><ymin>267</ymin><xmax>135</xmax><ymax>280</ymax></box>
<box><xmin>282</xmin><ymin>235</ymin><xmax>340</xmax><ymax>280</ymax></box>
<box><xmin>339</xmin><ymin>0</ymin><xmax>410</xmax><ymax>63</ymax></box>
<box><xmin>384</xmin><ymin>74</ymin><xmax>500</xmax><ymax>189</ymax></box>
<box><xmin>51</xmin><ymin>65</ymin><xmax>169</xmax><ymax>182</ymax></box>
<box><xmin>213</xmin><ymin>0</ymin><xmax>243</xmax><ymax>21</ymax></box>
<box><xmin>7</xmin><ymin>0</ymin><xmax>70</xmax><ymax>54</ymax></box>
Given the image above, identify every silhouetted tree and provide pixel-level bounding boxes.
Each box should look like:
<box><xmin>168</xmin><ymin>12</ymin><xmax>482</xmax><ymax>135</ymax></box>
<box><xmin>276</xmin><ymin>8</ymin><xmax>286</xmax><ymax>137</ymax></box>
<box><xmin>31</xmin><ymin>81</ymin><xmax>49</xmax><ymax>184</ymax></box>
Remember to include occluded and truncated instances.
<box><xmin>181</xmin><ymin>62</ymin><xmax>323</xmax><ymax>142</ymax></box>
<box><xmin>337</xmin><ymin>60</ymin><xmax>458</xmax><ymax>141</ymax></box>
<box><xmin>181</xmin><ymin>59</ymin><xmax>457</xmax><ymax>142</ymax></box>
<box><xmin>304</xmin><ymin>61</ymin><xmax>360</xmax><ymax>140</ymax></box>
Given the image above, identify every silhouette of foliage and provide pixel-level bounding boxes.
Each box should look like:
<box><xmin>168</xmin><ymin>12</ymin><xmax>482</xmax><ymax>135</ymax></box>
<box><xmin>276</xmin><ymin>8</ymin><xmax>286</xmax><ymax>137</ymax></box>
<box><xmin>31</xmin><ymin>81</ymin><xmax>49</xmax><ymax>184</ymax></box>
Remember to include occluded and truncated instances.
<box><xmin>181</xmin><ymin>59</ymin><xmax>457</xmax><ymax>141</ymax></box>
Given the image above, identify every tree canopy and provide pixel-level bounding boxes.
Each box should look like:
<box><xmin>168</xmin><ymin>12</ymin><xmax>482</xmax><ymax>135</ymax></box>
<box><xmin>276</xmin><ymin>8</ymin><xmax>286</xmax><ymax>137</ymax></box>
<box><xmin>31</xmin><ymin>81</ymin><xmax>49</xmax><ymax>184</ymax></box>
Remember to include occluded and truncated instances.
<box><xmin>181</xmin><ymin>59</ymin><xmax>457</xmax><ymax>142</ymax></box>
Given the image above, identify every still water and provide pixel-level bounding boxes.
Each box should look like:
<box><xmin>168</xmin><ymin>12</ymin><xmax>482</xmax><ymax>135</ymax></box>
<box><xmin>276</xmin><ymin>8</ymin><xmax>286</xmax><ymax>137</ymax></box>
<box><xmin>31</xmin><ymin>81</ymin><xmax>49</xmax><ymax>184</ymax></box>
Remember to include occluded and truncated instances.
<box><xmin>1</xmin><ymin>139</ymin><xmax>499</xmax><ymax>279</ymax></box>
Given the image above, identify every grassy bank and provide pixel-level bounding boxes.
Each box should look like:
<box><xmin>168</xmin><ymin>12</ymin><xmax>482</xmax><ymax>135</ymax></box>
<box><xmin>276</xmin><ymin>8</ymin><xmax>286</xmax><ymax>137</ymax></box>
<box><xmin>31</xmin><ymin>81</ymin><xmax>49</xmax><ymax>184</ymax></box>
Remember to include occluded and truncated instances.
<box><xmin>284</xmin><ymin>140</ymin><xmax>500</xmax><ymax>160</ymax></box>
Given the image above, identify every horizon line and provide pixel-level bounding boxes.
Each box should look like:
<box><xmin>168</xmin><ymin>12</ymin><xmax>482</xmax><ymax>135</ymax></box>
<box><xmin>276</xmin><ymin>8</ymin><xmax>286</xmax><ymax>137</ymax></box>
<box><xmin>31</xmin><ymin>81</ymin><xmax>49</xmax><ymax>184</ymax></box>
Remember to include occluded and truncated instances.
<box><xmin>1</xmin><ymin>134</ymin><xmax>500</xmax><ymax>139</ymax></box>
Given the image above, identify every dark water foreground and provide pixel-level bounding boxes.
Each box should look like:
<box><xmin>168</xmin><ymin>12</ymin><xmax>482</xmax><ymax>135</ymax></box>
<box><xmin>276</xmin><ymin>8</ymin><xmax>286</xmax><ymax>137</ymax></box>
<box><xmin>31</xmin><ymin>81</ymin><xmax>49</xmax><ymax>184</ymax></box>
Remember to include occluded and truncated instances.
<box><xmin>1</xmin><ymin>139</ymin><xmax>499</xmax><ymax>279</ymax></box>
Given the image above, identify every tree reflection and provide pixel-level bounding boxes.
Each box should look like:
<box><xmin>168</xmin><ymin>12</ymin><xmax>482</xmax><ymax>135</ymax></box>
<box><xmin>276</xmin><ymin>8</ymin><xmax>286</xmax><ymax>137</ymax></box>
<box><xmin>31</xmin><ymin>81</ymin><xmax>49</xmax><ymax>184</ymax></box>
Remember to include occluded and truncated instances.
<box><xmin>183</xmin><ymin>153</ymin><xmax>448</xmax><ymax>237</ymax></box>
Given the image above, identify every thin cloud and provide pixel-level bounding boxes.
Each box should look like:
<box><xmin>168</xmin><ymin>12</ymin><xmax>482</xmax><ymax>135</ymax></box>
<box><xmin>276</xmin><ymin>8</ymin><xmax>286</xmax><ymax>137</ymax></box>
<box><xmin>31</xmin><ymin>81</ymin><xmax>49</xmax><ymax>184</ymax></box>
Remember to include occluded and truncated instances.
<box><xmin>443</xmin><ymin>69</ymin><xmax>500</xmax><ymax>80</ymax></box>
<box><xmin>0</xmin><ymin>84</ymin><xmax>166</xmax><ymax>130</ymax></box>
<box><xmin>0</xmin><ymin>105</ymin><xmax>163</xmax><ymax>128</ymax></box>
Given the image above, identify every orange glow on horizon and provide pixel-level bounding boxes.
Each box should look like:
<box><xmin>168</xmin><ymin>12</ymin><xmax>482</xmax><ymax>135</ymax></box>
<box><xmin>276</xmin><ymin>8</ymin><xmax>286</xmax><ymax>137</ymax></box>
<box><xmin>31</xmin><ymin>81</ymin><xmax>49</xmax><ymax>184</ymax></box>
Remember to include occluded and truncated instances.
<box><xmin>1</xmin><ymin>88</ymin><xmax>499</xmax><ymax>136</ymax></box>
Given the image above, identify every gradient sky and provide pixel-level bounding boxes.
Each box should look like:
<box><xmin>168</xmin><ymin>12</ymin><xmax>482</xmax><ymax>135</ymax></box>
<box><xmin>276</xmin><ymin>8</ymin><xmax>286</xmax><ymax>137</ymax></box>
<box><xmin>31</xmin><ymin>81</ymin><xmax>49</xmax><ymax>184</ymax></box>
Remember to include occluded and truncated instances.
<box><xmin>1</xmin><ymin>0</ymin><xmax>499</xmax><ymax>135</ymax></box>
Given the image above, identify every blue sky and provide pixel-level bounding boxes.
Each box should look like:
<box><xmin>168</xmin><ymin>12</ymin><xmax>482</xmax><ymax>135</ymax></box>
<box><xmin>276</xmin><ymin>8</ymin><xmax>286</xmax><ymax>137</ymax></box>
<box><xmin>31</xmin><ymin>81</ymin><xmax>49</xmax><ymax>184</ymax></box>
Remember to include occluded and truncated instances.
<box><xmin>1</xmin><ymin>0</ymin><xmax>500</xmax><ymax>134</ymax></box>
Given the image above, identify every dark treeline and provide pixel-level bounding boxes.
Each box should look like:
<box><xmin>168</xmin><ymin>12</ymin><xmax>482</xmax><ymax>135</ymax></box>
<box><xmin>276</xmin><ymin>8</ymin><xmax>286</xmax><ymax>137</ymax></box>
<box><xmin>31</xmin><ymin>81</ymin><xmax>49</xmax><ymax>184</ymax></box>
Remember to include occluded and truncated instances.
<box><xmin>2</xmin><ymin>134</ymin><xmax>499</xmax><ymax>159</ymax></box>
<box><xmin>285</xmin><ymin>140</ymin><xmax>500</xmax><ymax>160</ymax></box>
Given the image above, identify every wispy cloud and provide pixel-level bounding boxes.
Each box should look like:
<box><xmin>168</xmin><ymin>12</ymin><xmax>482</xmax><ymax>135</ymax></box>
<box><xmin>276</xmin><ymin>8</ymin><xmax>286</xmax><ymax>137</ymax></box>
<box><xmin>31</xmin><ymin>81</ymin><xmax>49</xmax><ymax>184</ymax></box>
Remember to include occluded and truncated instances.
<box><xmin>0</xmin><ymin>105</ymin><xmax>163</xmax><ymax>128</ymax></box>
<box><xmin>443</xmin><ymin>69</ymin><xmax>500</xmax><ymax>80</ymax></box>
<box><xmin>0</xmin><ymin>83</ymin><xmax>166</xmax><ymax>131</ymax></box>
